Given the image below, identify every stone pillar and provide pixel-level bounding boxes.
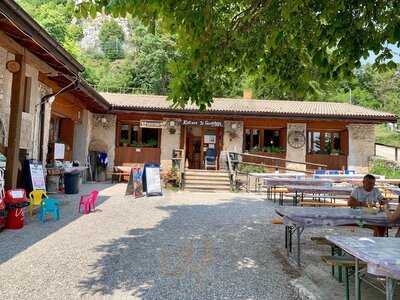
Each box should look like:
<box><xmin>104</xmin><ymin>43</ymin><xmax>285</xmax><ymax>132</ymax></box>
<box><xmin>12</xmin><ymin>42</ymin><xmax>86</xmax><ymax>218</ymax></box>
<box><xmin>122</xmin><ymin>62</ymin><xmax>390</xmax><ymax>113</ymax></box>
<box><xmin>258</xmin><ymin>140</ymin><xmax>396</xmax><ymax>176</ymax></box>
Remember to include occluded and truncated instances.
<box><xmin>221</xmin><ymin>121</ymin><xmax>244</xmax><ymax>170</ymax></box>
<box><xmin>73</xmin><ymin>109</ymin><xmax>92</xmax><ymax>165</ymax></box>
<box><xmin>160</xmin><ymin>122</ymin><xmax>181</xmax><ymax>172</ymax></box>
<box><xmin>347</xmin><ymin>124</ymin><xmax>375</xmax><ymax>173</ymax></box>
<box><xmin>286</xmin><ymin>123</ymin><xmax>307</xmax><ymax>172</ymax></box>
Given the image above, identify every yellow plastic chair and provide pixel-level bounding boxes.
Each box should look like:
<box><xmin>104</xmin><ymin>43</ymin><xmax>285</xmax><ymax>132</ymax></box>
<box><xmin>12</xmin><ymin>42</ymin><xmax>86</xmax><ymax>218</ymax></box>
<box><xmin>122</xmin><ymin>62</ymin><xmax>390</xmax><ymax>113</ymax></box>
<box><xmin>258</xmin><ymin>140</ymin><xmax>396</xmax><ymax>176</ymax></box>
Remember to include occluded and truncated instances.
<box><xmin>28</xmin><ymin>190</ymin><xmax>48</xmax><ymax>217</ymax></box>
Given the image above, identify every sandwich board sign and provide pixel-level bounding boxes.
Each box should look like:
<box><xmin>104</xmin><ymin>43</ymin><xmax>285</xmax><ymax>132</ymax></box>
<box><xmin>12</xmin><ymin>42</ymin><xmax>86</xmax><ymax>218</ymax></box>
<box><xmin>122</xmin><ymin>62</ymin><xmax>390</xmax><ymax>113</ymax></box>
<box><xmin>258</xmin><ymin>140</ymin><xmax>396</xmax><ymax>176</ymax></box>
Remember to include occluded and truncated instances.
<box><xmin>143</xmin><ymin>163</ymin><xmax>162</xmax><ymax>196</ymax></box>
<box><xmin>125</xmin><ymin>167</ymin><xmax>144</xmax><ymax>198</ymax></box>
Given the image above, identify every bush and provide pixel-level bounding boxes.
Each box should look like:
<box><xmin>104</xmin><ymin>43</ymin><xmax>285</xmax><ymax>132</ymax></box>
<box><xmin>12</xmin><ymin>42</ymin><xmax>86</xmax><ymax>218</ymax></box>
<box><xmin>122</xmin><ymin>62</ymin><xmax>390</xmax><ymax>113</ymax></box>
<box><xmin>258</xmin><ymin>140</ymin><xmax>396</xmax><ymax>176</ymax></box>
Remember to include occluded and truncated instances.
<box><xmin>163</xmin><ymin>167</ymin><xmax>180</xmax><ymax>189</ymax></box>
<box><xmin>237</xmin><ymin>163</ymin><xmax>266</xmax><ymax>173</ymax></box>
<box><xmin>370</xmin><ymin>158</ymin><xmax>400</xmax><ymax>179</ymax></box>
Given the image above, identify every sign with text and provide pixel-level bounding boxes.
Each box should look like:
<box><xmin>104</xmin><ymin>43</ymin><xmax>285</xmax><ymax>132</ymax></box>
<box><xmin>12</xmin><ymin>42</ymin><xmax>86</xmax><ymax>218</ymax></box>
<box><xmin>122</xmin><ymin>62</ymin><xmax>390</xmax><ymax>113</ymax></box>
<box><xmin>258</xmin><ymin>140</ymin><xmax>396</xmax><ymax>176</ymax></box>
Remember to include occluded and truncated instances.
<box><xmin>143</xmin><ymin>163</ymin><xmax>162</xmax><ymax>196</ymax></box>
<box><xmin>140</xmin><ymin>120</ymin><xmax>165</xmax><ymax>128</ymax></box>
<box><xmin>29</xmin><ymin>161</ymin><xmax>46</xmax><ymax>191</ymax></box>
<box><xmin>182</xmin><ymin>120</ymin><xmax>224</xmax><ymax>127</ymax></box>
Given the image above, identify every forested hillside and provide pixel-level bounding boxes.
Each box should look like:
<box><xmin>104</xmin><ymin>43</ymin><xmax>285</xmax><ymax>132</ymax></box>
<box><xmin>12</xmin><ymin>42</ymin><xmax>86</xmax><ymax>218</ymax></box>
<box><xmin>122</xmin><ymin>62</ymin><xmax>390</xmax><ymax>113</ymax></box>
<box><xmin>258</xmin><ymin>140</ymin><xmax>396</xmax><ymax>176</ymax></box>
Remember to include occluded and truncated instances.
<box><xmin>17</xmin><ymin>0</ymin><xmax>400</xmax><ymax>119</ymax></box>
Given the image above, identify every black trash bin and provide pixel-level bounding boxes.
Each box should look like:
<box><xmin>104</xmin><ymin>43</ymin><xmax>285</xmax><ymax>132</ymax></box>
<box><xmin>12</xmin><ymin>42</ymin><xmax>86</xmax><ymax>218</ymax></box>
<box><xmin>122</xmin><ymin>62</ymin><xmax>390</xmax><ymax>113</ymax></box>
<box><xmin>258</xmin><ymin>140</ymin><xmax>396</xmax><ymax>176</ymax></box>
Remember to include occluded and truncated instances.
<box><xmin>64</xmin><ymin>171</ymin><xmax>80</xmax><ymax>194</ymax></box>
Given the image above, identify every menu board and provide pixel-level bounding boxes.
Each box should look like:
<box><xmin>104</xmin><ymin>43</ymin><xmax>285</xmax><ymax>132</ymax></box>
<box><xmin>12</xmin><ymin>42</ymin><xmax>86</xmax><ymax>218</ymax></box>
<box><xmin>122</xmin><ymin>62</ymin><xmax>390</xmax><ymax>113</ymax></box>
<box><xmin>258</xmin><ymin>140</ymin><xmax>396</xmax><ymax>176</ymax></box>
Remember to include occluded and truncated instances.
<box><xmin>29</xmin><ymin>162</ymin><xmax>46</xmax><ymax>191</ymax></box>
<box><xmin>143</xmin><ymin>164</ymin><xmax>162</xmax><ymax>196</ymax></box>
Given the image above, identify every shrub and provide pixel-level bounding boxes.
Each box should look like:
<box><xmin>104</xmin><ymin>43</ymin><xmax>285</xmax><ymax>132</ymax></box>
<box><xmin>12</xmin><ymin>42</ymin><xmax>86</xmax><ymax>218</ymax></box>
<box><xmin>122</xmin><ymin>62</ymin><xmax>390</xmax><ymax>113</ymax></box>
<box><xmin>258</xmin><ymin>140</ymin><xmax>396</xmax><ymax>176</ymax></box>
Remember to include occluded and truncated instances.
<box><xmin>370</xmin><ymin>158</ymin><xmax>400</xmax><ymax>179</ymax></box>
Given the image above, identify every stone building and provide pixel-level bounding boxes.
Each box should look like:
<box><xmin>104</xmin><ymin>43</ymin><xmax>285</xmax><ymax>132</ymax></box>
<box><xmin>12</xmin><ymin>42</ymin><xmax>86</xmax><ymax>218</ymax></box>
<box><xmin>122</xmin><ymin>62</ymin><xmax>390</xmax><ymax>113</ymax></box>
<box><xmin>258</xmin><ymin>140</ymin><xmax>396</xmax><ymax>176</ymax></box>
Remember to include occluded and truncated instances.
<box><xmin>88</xmin><ymin>93</ymin><xmax>396</xmax><ymax>174</ymax></box>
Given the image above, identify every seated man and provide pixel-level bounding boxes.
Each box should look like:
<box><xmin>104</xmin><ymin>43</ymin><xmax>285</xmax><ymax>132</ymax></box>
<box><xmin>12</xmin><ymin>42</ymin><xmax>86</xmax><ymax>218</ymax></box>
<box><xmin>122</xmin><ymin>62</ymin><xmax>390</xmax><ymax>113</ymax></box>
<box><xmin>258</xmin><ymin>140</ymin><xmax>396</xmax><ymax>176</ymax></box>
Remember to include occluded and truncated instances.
<box><xmin>348</xmin><ymin>174</ymin><xmax>386</xmax><ymax>236</ymax></box>
<box><xmin>348</xmin><ymin>174</ymin><xmax>384</xmax><ymax>208</ymax></box>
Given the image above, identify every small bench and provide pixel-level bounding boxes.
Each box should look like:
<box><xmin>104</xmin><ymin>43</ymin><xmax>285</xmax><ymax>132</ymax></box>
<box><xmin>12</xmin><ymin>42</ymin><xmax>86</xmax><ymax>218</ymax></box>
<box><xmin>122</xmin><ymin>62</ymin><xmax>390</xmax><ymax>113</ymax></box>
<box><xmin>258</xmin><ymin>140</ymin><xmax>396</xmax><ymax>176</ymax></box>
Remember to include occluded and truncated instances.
<box><xmin>321</xmin><ymin>255</ymin><xmax>366</xmax><ymax>300</ymax></box>
<box><xmin>300</xmin><ymin>201</ymin><xmax>348</xmax><ymax>207</ymax></box>
<box><xmin>271</xmin><ymin>217</ymin><xmax>284</xmax><ymax>225</ymax></box>
<box><xmin>311</xmin><ymin>236</ymin><xmax>335</xmax><ymax>246</ymax></box>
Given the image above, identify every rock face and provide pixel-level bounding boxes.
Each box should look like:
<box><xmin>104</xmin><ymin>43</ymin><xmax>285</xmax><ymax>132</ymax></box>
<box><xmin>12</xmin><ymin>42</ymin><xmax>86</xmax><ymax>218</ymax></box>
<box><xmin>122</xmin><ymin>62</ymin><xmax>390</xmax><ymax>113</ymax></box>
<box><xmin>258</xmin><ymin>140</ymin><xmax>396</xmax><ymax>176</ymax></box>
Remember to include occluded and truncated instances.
<box><xmin>79</xmin><ymin>15</ymin><xmax>131</xmax><ymax>52</ymax></box>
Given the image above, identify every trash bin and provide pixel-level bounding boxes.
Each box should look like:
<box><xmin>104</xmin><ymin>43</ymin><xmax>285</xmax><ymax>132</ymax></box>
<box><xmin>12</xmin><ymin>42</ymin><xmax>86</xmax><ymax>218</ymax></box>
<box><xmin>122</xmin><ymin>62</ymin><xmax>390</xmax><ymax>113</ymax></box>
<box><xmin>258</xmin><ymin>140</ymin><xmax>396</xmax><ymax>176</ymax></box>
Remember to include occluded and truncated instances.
<box><xmin>64</xmin><ymin>171</ymin><xmax>80</xmax><ymax>194</ymax></box>
<box><xmin>4</xmin><ymin>189</ymin><xmax>29</xmax><ymax>230</ymax></box>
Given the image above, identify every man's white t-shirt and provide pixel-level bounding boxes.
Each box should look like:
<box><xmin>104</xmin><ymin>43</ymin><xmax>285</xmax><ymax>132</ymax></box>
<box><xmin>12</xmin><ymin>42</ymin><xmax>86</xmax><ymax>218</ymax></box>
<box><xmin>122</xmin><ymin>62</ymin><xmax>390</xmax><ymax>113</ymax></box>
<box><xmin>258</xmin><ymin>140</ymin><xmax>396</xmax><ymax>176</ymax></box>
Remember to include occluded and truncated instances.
<box><xmin>350</xmin><ymin>187</ymin><xmax>384</xmax><ymax>204</ymax></box>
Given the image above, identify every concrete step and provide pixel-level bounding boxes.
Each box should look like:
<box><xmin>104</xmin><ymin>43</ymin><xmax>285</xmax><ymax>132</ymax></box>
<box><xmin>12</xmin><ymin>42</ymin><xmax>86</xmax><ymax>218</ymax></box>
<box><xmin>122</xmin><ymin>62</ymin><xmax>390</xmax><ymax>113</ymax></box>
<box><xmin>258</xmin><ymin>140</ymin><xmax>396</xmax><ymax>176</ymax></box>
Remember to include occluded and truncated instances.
<box><xmin>184</xmin><ymin>186</ymin><xmax>231</xmax><ymax>192</ymax></box>
<box><xmin>185</xmin><ymin>170</ymin><xmax>228</xmax><ymax>177</ymax></box>
<box><xmin>184</xmin><ymin>176</ymin><xmax>230</xmax><ymax>182</ymax></box>
<box><xmin>185</xmin><ymin>181</ymin><xmax>230</xmax><ymax>187</ymax></box>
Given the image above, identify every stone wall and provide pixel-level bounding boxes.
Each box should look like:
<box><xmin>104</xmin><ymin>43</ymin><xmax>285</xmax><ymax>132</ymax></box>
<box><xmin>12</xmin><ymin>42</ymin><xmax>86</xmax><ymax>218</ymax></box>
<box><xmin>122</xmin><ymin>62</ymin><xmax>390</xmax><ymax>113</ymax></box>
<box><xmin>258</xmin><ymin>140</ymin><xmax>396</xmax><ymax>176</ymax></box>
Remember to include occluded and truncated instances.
<box><xmin>347</xmin><ymin>124</ymin><xmax>375</xmax><ymax>173</ymax></box>
<box><xmin>160</xmin><ymin>123</ymin><xmax>181</xmax><ymax>171</ymax></box>
<box><xmin>285</xmin><ymin>123</ymin><xmax>307</xmax><ymax>172</ymax></box>
<box><xmin>89</xmin><ymin>113</ymin><xmax>116</xmax><ymax>171</ymax></box>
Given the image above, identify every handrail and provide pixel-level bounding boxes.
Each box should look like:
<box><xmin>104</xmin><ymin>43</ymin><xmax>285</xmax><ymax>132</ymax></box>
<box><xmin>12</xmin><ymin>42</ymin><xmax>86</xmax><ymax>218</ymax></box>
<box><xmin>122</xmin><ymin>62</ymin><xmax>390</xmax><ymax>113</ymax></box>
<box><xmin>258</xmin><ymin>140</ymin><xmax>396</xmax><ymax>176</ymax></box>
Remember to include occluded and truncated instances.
<box><xmin>240</xmin><ymin>161</ymin><xmax>315</xmax><ymax>174</ymax></box>
<box><xmin>230</xmin><ymin>151</ymin><xmax>327</xmax><ymax>168</ymax></box>
<box><xmin>226</xmin><ymin>152</ymin><xmax>234</xmax><ymax>188</ymax></box>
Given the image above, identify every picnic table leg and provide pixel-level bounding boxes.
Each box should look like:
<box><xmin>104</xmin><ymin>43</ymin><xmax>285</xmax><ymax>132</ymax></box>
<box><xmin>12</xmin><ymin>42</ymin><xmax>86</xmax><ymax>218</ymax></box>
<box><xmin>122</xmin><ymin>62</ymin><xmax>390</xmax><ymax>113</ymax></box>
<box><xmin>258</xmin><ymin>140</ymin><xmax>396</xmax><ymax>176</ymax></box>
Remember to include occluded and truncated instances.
<box><xmin>296</xmin><ymin>225</ymin><xmax>304</xmax><ymax>267</ymax></box>
<box><xmin>386</xmin><ymin>277</ymin><xmax>395</xmax><ymax>300</ymax></box>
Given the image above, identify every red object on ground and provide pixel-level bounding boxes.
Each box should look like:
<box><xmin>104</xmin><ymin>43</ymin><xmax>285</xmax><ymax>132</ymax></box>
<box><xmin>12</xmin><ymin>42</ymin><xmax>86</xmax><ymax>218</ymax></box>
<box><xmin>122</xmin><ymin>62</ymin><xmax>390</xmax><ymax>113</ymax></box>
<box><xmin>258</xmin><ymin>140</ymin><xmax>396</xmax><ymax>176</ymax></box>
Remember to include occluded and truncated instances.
<box><xmin>4</xmin><ymin>189</ymin><xmax>28</xmax><ymax>230</ymax></box>
<box><xmin>0</xmin><ymin>196</ymin><xmax>6</xmax><ymax>230</ymax></box>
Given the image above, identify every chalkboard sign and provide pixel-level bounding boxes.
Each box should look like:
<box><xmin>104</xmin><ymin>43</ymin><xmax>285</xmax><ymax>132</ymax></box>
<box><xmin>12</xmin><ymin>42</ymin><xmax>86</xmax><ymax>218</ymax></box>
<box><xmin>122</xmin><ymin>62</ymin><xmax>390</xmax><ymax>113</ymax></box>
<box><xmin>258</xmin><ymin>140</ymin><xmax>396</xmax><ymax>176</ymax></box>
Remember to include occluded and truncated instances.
<box><xmin>143</xmin><ymin>163</ymin><xmax>162</xmax><ymax>196</ymax></box>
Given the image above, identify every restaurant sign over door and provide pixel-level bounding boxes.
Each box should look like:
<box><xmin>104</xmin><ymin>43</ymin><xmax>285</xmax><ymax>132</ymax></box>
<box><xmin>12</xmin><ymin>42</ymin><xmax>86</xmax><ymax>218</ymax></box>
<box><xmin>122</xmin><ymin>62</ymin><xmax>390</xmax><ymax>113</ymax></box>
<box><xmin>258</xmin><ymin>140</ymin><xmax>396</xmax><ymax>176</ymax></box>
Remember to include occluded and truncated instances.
<box><xmin>140</xmin><ymin>120</ymin><xmax>165</xmax><ymax>128</ymax></box>
<box><xmin>182</xmin><ymin>120</ymin><xmax>224</xmax><ymax>127</ymax></box>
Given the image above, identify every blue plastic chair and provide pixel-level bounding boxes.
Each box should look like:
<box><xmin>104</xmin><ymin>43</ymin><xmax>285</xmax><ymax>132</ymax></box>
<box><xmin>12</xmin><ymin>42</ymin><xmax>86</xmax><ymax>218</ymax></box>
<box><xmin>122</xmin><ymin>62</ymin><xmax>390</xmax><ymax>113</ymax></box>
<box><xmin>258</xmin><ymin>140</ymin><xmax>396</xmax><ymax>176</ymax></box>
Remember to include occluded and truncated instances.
<box><xmin>315</xmin><ymin>170</ymin><xmax>326</xmax><ymax>175</ymax></box>
<box><xmin>345</xmin><ymin>170</ymin><xmax>356</xmax><ymax>175</ymax></box>
<box><xmin>38</xmin><ymin>198</ymin><xmax>60</xmax><ymax>223</ymax></box>
<box><xmin>328</xmin><ymin>170</ymin><xmax>339</xmax><ymax>175</ymax></box>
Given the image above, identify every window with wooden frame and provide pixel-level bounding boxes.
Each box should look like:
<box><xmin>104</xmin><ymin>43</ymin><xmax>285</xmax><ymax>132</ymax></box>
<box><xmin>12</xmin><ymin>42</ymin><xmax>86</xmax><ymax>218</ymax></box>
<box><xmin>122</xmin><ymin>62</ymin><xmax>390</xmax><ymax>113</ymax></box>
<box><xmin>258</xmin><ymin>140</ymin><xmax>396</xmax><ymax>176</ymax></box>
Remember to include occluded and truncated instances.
<box><xmin>307</xmin><ymin>130</ymin><xmax>343</xmax><ymax>155</ymax></box>
<box><xmin>244</xmin><ymin>128</ymin><xmax>284</xmax><ymax>153</ymax></box>
<box><xmin>118</xmin><ymin>123</ymin><xmax>160</xmax><ymax>147</ymax></box>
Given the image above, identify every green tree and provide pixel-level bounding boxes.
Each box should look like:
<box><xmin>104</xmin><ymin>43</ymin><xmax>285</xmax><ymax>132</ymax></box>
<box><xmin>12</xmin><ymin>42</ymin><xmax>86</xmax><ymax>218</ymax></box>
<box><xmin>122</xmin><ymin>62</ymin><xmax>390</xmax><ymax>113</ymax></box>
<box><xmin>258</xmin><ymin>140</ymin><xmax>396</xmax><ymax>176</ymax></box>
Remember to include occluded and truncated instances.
<box><xmin>99</xmin><ymin>20</ymin><xmax>125</xmax><ymax>60</ymax></box>
<box><xmin>77</xmin><ymin>1</ymin><xmax>400</xmax><ymax>108</ymax></box>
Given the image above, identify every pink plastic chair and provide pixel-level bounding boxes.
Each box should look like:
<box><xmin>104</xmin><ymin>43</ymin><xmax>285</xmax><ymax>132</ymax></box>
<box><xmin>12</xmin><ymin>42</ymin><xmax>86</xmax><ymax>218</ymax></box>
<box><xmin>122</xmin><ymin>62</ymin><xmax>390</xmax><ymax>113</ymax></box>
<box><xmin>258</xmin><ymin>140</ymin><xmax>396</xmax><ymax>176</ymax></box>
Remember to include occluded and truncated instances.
<box><xmin>78</xmin><ymin>191</ymin><xmax>99</xmax><ymax>214</ymax></box>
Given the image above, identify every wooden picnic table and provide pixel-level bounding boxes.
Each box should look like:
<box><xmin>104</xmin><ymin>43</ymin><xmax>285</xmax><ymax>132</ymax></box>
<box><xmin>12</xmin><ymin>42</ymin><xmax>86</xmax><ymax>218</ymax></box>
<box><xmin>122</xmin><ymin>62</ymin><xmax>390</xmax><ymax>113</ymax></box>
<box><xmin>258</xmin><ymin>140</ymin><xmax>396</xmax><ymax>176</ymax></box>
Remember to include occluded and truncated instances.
<box><xmin>326</xmin><ymin>235</ymin><xmax>400</xmax><ymax>300</ymax></box>
<box><xmin>247</xmin><ymin>172</ymin><xmax>305</xmax><ymax>192</ymax></box>
<box><xmin>313</xmin><ymin>174</ymin><xmax>385</xmax><ymax>183</ymax></box>
<box><xmin>275</xmin><ymin>207</ymin><xmax>397</xmax><ymax>267</ymax></box>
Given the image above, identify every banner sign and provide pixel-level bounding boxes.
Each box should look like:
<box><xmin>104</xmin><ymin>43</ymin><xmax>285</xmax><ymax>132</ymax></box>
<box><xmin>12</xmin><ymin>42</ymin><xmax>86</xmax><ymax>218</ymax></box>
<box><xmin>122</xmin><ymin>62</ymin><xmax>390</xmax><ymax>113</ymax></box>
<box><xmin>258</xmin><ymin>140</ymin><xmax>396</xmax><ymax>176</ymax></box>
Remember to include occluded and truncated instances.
<box><xmin>125</xmin><ymin>167</ymin><xmax>144</xmax><ymax>198</ymax></box>
<box><xmin>140</xmin><ymin>120</ymin><xmax>165</xmax><ymax>128</ymax></box>
<box><xmin>182</xmin><ymin>120</ymin><xmax>224</xmax><ymax>127</ymax></box>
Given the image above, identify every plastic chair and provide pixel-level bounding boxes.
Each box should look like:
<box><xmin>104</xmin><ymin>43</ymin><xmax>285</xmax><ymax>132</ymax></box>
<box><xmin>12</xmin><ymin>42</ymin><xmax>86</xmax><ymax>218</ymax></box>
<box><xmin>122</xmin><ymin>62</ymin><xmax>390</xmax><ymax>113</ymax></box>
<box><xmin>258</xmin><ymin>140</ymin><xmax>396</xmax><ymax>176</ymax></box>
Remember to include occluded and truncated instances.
<box><xmin>38</xmin><ymin>198</ymin><xmax>60</xmax><ymax>223</ymax></box>
<box><xmin>78</xmin><ymin>191</ymin><xmax>99</xmax><ymax>214</ymax></box>
<box><xmin>29</xmin><ymin>190</ymin><xmax>48</xmax><ymax>217</ymax></box>
<box><xmin>315</xmin><ymin>170</ymin><xmax>326</xmax><ymax>175</ymax></box>
<box><xmin>345</xmin><ymin>170</ymin><xmax>356</xmax><ymax>175</ymax></box>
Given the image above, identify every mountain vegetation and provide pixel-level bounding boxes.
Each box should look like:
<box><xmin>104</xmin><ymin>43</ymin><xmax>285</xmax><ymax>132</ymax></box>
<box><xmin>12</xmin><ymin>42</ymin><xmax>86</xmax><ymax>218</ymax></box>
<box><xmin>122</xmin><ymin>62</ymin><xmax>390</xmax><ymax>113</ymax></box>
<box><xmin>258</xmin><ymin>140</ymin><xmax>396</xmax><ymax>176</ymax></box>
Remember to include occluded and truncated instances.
<box><xmin>17</xmin><ymin>0</ymin><xmax>400</xmax><ymax>120</ymax></box>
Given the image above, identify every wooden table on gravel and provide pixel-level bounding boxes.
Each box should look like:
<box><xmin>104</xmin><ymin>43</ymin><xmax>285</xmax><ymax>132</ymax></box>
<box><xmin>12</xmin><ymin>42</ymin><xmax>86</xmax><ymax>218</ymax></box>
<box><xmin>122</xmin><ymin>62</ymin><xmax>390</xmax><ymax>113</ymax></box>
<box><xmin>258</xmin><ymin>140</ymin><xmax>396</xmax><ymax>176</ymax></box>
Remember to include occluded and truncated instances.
<box><xmin>247</xmin><ymin>173</ymin><xmax>304</xmax><ymax>192</ymax></box>
<box><xmin>263</xmin><ymin>178</ymin><xmax>334</xmax><ymax>204</ymax></box>
<box><xmin>326</xmin><ymin>235</ymin><xmax>400</xmax><ymax>300</ymax></box>
<box><xmin>275</xmin><ymin>207</ymin><xmax>397</xmax><ymax>267</ymax></box>
<box><xmin>286</xmin><ymin>185</ymin><xmax>353</xmax><ymax>206</ymax></box>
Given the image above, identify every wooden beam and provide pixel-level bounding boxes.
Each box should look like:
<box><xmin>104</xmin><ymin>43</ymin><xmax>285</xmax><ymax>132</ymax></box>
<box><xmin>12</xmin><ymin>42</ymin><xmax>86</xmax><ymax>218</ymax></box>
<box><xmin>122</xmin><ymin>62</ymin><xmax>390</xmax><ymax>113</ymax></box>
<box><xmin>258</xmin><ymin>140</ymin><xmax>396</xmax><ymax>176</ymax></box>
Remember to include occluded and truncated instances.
<box><xmin>0</xmin><ymin>30</ymin><xmax>57</xmax><ymax>75</ymax></box>
<box><xmin>5</xmin><ymin>54</ymin><xmax>26</xmax><ymax>189</ymax></box>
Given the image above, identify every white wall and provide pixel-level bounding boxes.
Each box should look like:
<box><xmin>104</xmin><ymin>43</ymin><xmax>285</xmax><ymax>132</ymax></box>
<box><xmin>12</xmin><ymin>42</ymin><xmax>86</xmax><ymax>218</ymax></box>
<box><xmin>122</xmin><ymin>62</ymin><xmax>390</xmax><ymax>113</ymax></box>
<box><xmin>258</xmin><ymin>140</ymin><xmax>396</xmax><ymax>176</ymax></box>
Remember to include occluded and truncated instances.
<box><xmin>347</xmin><ymin>124</ymin><xmax>375</xmax><ymax>173</ymax></box>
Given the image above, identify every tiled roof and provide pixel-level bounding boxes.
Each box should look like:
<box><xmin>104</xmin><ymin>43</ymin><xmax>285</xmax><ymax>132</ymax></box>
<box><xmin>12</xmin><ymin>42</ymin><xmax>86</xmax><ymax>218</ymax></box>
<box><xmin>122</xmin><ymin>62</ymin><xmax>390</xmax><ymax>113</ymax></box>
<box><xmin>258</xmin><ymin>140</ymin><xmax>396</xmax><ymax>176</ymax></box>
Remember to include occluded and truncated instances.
<box><xmin>101</xmin><ymin>93</ymin><xmax>397</xmax><ymax>122</ymax></box>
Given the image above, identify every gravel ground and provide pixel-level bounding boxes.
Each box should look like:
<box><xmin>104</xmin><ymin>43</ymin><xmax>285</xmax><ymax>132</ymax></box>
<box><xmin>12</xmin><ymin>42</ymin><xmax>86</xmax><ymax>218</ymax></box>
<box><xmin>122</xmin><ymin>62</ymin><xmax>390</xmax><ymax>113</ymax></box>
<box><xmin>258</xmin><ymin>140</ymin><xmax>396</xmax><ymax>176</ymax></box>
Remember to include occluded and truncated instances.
<box><xmin>0</xmin><ymin>184</ymin><xmax>300</xmax><ymax>300</ymax></box>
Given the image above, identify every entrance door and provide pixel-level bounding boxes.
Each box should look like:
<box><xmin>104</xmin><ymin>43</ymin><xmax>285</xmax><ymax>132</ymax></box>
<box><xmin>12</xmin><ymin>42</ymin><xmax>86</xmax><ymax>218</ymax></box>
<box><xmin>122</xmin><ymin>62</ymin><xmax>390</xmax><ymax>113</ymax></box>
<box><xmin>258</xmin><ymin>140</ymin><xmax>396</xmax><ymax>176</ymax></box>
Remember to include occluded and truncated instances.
<box><xmin>185</xmin><ymin>126</ymin><xmax>223</xmax><ymax>169</ymax></box>
<box><xmin>186</xmin><ymin>127</ymin><xmax>202</xmax><ymax>169</ymax></box>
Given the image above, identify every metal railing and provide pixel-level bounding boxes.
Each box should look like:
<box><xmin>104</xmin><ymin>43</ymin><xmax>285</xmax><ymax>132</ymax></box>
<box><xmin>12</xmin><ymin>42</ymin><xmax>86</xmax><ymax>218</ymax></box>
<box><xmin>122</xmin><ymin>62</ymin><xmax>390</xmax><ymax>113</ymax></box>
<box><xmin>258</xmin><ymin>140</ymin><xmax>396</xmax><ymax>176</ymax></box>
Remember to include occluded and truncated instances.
<box><xmin>375</xmin><ymin>143</ymin><xmax>400</xmax><ymax>161</ymax></box>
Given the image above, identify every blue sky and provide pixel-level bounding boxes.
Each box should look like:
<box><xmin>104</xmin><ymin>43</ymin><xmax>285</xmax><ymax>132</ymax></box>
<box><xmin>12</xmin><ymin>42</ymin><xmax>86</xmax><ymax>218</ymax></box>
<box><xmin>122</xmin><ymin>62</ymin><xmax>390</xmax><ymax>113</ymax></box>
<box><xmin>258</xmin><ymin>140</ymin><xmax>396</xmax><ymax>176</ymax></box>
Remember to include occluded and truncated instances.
<box><xmin>362</xmin><ymin>44</ymin><xmax>400</xmax><ymax>64</ymax></box>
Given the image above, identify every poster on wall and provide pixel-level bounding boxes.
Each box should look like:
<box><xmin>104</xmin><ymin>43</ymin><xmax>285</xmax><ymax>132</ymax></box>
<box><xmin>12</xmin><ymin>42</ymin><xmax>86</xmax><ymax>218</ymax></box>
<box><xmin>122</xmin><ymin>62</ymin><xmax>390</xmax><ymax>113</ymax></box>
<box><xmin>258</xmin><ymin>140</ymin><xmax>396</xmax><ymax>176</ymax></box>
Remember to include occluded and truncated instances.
<box><xmin>29</xmin><ymin>160</ymin><xmax>46</xmax><ymax>190</ymax></box>
<box><xmin>54</xmin><ymin>143</ymin><xmax>65</xmax><ymax>160</ymax></box>
<box><xmin>143</xmin><ymin>163</ymin><xmax>162</xmax><ymax>196</ymax></box>
<box><xmin>204</xmin><ymin>135</ymin><xmax>216</xmax><ymax>143</ymax></box>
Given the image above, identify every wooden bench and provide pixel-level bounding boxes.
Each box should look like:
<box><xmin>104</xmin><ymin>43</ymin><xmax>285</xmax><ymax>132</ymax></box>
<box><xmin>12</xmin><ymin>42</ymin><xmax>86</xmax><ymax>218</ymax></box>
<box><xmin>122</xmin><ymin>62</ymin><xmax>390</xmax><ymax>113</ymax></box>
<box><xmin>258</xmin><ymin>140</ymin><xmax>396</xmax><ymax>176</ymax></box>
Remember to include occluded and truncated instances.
<box><xmin>300</xmin><ymin>201</ymin><xmax>348</xmax><ymax>207</ymax></box>
<box><xmin>271</xmin><ymin>217</ymin><xmax>284</xmax><ymax>225</ymax></box>
<box><xmin>311</xmin><ymin>236</ymin><xmax>335</xmax><ymax>246</ymax></box>
<box><xmin>321</xmin><ymin>256</ymin><xmax>366</xmax><ymax>300</ymax></box>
